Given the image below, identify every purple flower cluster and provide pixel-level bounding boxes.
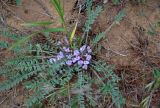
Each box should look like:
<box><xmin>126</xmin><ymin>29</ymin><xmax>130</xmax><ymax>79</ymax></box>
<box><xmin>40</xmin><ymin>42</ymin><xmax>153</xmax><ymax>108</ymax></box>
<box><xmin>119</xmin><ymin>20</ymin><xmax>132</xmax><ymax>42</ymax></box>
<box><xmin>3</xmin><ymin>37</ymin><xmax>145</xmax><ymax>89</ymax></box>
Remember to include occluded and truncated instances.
<box><xmin>49</xmin><ymin>45</ymin><xmax>92</xmax><ymax>70</ymax></box>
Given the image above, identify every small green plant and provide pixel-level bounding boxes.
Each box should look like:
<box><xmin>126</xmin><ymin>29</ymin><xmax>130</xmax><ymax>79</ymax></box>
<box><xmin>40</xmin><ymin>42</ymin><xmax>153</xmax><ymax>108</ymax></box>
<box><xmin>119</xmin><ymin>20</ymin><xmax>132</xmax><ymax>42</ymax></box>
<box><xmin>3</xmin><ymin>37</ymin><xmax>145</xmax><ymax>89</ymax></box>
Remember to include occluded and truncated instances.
<box><xmin>140</xmin><ymin>69</ymin><xmax>160</xmax><ymax>108</ymax></box>
<box><xmin>0</xmin><ymin>0</ymin><xmax>125</xmax><ymax>107</ymax></box>
<box><xmin>148</xmin><ymin>21</ymin><xmax>160</xmax><ymax>36</ymax></box>
<box><xmin>16</xmin><ymin>0</ymin><xmax>22</xmax><ymax>5</ymax></box>
<box><xmin>112</xmin><ymin>0</ymin><xmax>121</xmax><ymax>5</ymax></box>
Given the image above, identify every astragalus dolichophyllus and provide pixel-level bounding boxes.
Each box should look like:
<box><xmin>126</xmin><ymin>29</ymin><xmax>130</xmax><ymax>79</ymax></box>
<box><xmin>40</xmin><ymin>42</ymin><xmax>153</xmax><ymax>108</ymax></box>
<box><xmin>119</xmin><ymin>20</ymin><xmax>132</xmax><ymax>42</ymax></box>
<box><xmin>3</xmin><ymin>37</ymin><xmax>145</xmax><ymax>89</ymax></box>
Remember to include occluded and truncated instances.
<box><xmin>49</xmin><ymin>45</ymin><xmax>92</xmax><ymax>70</ymax></box>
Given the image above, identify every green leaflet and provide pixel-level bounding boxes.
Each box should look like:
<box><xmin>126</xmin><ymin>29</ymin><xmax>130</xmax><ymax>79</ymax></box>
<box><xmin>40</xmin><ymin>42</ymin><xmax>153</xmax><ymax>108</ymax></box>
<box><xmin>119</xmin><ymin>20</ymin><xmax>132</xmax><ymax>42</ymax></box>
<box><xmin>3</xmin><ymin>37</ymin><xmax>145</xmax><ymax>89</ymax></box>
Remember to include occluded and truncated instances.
<box><xmin>92</xmin><ymin>61</ymin><xmax>125</xmax><ymax>108</ymax></box>
<box><xmin>114</xmin><ymin>9</ymin><xmax>126</xmax><ymax>24</ymax></box>
<box><xmin>16</xmin><ymin>0</ymin><xmax>22</xmax><ymax>5</ymax></box>
<box><xmin>50</xmin><ymin>0</ymin><xmax>64</xmax><ymax>24</ymax></box>
<box><xmin>92</xmin><ymin>32</ymin><xmax>105</xmax><ymax>46</ymax></box>
<box><xmin>0</xmin><ymin>41</ymin><xmax>9</xmax><ymax>48</ymax></box>
<box><xmin>112</xmin><ymin>0</ymin><xmax>119</xmax><ymax>5</ymax></box>
<box><xmin>0</xmin><ymin>70</ymin><xmax>40</xmax><ymax>91</ymax></box>
<box><xmin>0</xmin><ymin>30</ymin><xmax>21</xmax><ymax>40</ymax></box>
<box><xmin>84</xmin><ymin>6</ymin><xmax>102</xmax><ymax>33</ymax></box>
<box><xmin>42</xmin><ymin>27</ymin><xmax>65</xmax><ymax>33</ymax></box>
<box><xmin>9</xmin><ymin>33</ymin><xmax>36</xmax><ymax>50</ymax></box>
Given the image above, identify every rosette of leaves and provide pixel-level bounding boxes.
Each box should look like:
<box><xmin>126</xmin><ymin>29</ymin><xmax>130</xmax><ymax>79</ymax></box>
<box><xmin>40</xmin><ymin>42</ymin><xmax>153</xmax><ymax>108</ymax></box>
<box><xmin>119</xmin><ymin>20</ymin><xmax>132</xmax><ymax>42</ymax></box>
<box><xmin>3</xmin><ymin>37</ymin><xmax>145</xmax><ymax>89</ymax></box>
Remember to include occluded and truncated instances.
<box><xmin>0</xmin><ymin>0</ymin><xmax>125</xmax><ymax>108</ymax></box>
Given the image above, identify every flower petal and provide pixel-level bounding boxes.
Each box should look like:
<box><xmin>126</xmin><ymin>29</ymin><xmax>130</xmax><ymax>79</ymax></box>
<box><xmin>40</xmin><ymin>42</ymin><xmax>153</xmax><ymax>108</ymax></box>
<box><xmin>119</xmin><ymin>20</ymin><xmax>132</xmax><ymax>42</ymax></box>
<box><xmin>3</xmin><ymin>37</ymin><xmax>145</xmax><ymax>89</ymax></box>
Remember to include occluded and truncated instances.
<box><xmin>85</xmin><ymin>54</ymin><xmax>92</xmax><ymax>61</ymax></box>
<box><xmin>80</xmin><ymin>45</ymin><xmax>86</xmax><ymax>52</ymax></box>
<box><xmin>72</xmin><ymin>57</ymin><xmax>77</xmax><ymax>63</ymax></box>
<box><xmin>74</xmin><ymin>49</ymin><xmax>80</xmax><ymax>56</ymax></box>
<box><xmin>82</xmin><ymin>64</ymin><xmax>88</xmax><ymax>70</ymax></box>
<box><xmin>84</xmin><ymin>61</ymin><xmax>89</xmax><ymax>65</ymax></box>
<box><xmin>57</xmin><ymin>51</ymin><xmax>64</xmax><ymax>60</ymax></box>
<box><xmin>63</xmin><ymin>47</ymin><xmax>70</xmax><ymax>52</ymax></box>
<box><xmin>66</xmin><ymin>54</ymin><xmax>72</xmax><ymax>59</ymax></box>
<box><xmin>77</xmin><ymin>60</ymin><xmax>84</xmax><ymax>66</ymax></box>
<box><xmin>66</xmin><ymin>60</ymin><xmax>72</xmax><ymax>66</ymax></box>
<box><xmin>87</xmin><ymin>46</ymin><xmax>92</xmax><ymax>53</ymax></box>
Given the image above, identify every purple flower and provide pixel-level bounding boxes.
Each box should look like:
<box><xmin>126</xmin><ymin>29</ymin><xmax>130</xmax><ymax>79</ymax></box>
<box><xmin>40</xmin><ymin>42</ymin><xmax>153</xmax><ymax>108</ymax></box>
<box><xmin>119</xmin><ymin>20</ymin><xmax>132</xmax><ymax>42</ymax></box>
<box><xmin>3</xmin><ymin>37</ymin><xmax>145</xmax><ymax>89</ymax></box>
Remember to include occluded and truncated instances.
<box><xmin>83</xmin><ymin>61</ymin><xmax>89</xmax><ymax>65</ymax></box>
<box><xmin>80</xmin><ymin>45</ymin><xmax>86</xmax><ymax>52</ymax></box>
<box><xmin>77</xmin><ymin>60</ymin><xmax>84</xmax><ymax>66</ymax></box>
<box><xmin>74</xmin><ymin>49</ymin><xmax>80</xmax><ymax>56</ymax></box>
<box><xmin>82</xmin><ymin>64</ymin><xmax>88</xmax><ymax>70</ymax></box>
<box><xmin>49</xmin><ymin>58</ymin><xmax>56</xmax><ymax>63</ymax></box>
<box><xmin>59</xmin><ymin>51</ymin><xmax>64</xmax><ymax>56</ymax></box>
<box><xmin>75</xmin><ymin>56</ymin><xmax>80</xmax><ymax>60</ymax></box>
<box><xmin>57</xmin><ymin>51</ymin><xmax>64</xmax><ymax>60</ymax></box>
<box><xmin>63</xmin><ymin>47</ymin><xmax>70</xmax><ymax>52</ymax></box>
<box><xmin>72</xmin><ymin>59</ymin><xmax>77</xmax><ymax>63</ymax></box>
<box><xmin>72</xmin><ymin>58</ymin><xmax>77</xmax><ymax>63</ymax></box>
<box><xmin>85</xmin><ymin>54</ymin><xmax>92</xmax><ymax>61</ymax></box>
<box><xmin>66</xmin><ymin>54</ymin><xmax>72</xmax><ymax>59</ymax></box>
<box><xmin>49</xmin><ymin>44</ymin><xmax>92</xmax><ymax>70</ymax></box>
<box><xmin>66</xmin><ymin>60</ymin><xmax>72</xmax><ymax>66</ymax></box>
<box><xmin>87</xmin><ymin>46</ymin><xmax>92</xmax><ymax>53</ymax></box>
<box><xmin>72</xmin><ymin>56</ymin><xmax>80</xmax><ymax>63</ymax></box>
